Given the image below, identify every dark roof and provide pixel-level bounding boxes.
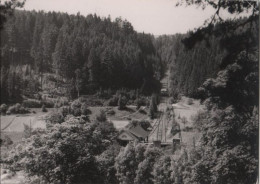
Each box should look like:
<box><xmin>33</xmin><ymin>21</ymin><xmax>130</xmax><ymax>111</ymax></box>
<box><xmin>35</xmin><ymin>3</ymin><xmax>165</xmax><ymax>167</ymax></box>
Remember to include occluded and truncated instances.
<box><xmin>128</xmin><ymin>124</ymin><xmax>149</xmax><ymax>138</ymax></box>
<box><xmin>117</xmin><ymin>123</ymin><xmax>150</xmax><ymax>141</ymax></box>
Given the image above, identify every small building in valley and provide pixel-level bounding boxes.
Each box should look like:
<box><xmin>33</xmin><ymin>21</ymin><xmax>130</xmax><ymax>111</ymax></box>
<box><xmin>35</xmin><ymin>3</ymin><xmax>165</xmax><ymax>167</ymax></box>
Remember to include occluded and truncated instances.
<box><xmin>117</xmin><ymin>124</ymin><xmax>149</xmax><ymax>145</ymax></box>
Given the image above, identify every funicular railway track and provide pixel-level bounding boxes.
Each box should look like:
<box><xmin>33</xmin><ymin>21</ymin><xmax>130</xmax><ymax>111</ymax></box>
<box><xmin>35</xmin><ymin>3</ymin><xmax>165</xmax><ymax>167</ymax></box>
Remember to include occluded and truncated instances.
<box><xmin>148</xmin><ymin>112</ymin><xmax>163</xmax><ymax>136</ymax></box>
<box><xmin>141</xmin><ymin>70</ymin><xmax>175</xmax><ymax>146</ymax></box>
<box><xmin>146</xmin><ymin>70</ymin><xmax>175</xmax><ymax>146</ymax></box>
<box><xmin>148</xmin><ymin>96</ymin><xmax>171</xmax><ymax>144</ymax></box>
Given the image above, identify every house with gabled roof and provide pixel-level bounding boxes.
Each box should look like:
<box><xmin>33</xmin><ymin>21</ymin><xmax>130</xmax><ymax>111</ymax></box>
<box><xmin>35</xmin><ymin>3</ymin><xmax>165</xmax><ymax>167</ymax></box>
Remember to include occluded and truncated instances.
<box><xmin>117</xmin><ymin>123</ymin><xmax>149</xmax><ymax>145</ymax></box>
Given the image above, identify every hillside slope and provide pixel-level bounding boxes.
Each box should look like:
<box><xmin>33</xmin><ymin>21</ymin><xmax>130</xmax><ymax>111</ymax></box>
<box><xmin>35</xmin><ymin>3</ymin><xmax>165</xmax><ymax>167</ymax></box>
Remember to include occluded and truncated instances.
<box><xmin>1</xmin><ymin>10</ymin><xmax>164</xmax><ymax>103</ymax></box>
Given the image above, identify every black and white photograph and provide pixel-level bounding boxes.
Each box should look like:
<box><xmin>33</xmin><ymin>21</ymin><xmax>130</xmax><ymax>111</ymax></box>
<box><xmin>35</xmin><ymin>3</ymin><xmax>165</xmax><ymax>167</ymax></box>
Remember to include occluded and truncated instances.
<box><xmin>0</xmin><ymin>0</ymin><xmax>259</xmax><ymax>183</ymax></box>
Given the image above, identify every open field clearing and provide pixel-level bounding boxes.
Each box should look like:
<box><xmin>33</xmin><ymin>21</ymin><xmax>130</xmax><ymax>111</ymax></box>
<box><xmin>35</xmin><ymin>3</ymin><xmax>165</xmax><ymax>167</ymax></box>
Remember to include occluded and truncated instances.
<box><xmin>1</xmin><ymin>108</ymin><xmax>55</xmax><ymax>131</ymax></box>
<box><xmin>1</xmin><ymin>116</ymin><xmax>16</xmax><ymax>130</ymax></box>
<box><xmin>110</xmin><ymin>120</ymin><xmax>129</xmax><ymax>129</ymax></box>
<box><xmin>0</xmin><ymin>109</ymin><xmax>53</xmax><ymax>144</ymax></box>
<box><xmin>172</xmin><ymin>97</ymin><xmax>204</xmax><ymax>149</ymax></box>
<box><xmin>173</xmin><ymin>97</ymin><xmax>205</xmax><ymax>124</ymax></box>
<box><xmin>1</xmin><ymin>115</ymin><xmax>46</xmax><ymax>132</ymax></box>
<box><xmin>1</xmin><ymin>112</ymin><xmax>50</xmax><ymax>132</ymax></box>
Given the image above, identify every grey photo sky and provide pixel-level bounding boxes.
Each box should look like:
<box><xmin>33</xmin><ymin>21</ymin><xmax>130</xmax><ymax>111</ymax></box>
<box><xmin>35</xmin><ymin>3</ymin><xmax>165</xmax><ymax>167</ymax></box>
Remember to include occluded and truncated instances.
<box><xmin>23</xmin><ymin>0</ymin><xmax>231</xmax><ymax>35</ymax></box>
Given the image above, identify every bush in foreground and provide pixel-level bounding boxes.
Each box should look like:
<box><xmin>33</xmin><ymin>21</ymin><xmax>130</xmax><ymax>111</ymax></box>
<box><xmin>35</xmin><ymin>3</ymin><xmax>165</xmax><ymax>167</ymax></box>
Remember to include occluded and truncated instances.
<box><xmin>7</xmin><ymin>120</ymin><xmax>118</xmax><ymax>184</ymax></box>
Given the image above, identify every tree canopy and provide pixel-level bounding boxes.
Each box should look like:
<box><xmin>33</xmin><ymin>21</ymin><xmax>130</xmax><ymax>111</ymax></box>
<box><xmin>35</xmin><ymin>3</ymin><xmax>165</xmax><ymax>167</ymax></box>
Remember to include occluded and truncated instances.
<box><xmin>1</xmin><ymin>10</ymin><xmax>164</xmax><ymax>103</ymax></box>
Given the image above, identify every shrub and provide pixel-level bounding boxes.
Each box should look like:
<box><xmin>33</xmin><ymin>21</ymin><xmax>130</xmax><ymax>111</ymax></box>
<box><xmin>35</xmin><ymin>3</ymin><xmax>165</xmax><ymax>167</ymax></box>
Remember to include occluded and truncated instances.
<box><xmin>18</xmin><ymin>106</ymin><xmax>29</xmax><ymax>114</ymax></box>
<box><xmin>44</xmin><ymin>97</ymin><xmax>68</xmax><ymax>108</ymax></box>
<box><xmin>42</xmin><ymin>105</ymin><xmax>48</xmax><ymax>112</ymax></box>
<box><xmin>15</xmin><ymin>103</ymin><xmax>21</xmax><ymax>112</ymax></box>
<box><xmin>118</xmin><ymin>95</ymin><xmax>128</xmax><ymax>110</ymax></box>
<box><xmin>2</xmin><ymin>135</ymin><xmax>13</xmax><ymax>147</ymax></box>
<box><xmin>127</xmin><ymin>120</ymin><xmax>151</xmax><ymax>131</ymax></box>
<box><xmin>7</xmin><ymin>103</ymin><xmax>29</xmax><ymax>114</ymax></box>
<box><xmin>47</xmin><ymin>111</ymin><xmax>64</xmax><ymax>124</ymax></box>
<box><xmin>42</xmin><ymin>100</ymin><xmax>55</xmax><ymax>108</ymax></box>
<box><xmin>107</xmin><ymin>96</ymin><xmax>119</xmax><ymax>106</ymax></box>
<box><xmin>0</xmin><ymin>104</ymin><xmax>8</xmax><ymax>114</ymax></box>
<box><xmin>81</xmin><ymin>103</ymin><xmax>91</xmax><ymax>115</ymax></box>
<box><xmin>73</xmin><ymin>108</ymin><xmax>82</xmax><ymax>116</ymax></box>
<box><xmin>8</xmin><ymin>105</ymin><xmax>16</xmax><ymax>114</ymax></box>
<box><xmin>150</xmin><ymin>95</ymin><xmax>158</xmax><ymax>112</ymax></box>
<box><xmin>149</xmin><ymin>95</ymin><xmax>158</xmax><ymax>119</ymax></box>
<box><xmin>71</xmin><ymin>99</ymin><xmax>82</xmax><ymax>116</ymax></box>
<box><xmin>96</xmin><ymin>110</ymin><xmax>107</xmax><ymax>122</ymax></box>
<box><xmin>60</xmin><ymin>106</ymin><xmax>71</xmax><ymax>117</ymax></box>
<box><xmin>59</xmin><ymin>97</ymin><xmax>69</xmax><ymax>106</ymax></box>
<box><xmin>64</xmin><ymin>114</ymin><xmax>74</xmax><ymax>121</ymax></box>
<box><xmin>23</xmin><ymin>99</ymin><xmax>42</xmax><ymax>108</ymax></box>
<box><xmin>71</xmin><ymin>99</ymin><xmax>81</xmax><ymax>109</ymax></box>
<box><xmin>24</xmin><ymin>123</ymin><xmax>31</xmax><ymax>138</ymax></box>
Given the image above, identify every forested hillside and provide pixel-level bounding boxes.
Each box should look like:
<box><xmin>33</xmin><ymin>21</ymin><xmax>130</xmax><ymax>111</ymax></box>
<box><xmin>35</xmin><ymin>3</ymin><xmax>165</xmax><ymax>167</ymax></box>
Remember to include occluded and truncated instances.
<box><xmin>155</xmin><ymin>18</ymin><xmax>258</xmax><ymax>97</ymax></box>
<box><xmin>154</xmin><ymin>34</ymin><xmax>181</xmax><ymax>66</ymax></box>
<box><xmin>155</xmin><ymin>33</ymin><xmax>222</xmax><ymax>97</ymax></box>
<box><xmin>0</xmin><ymin>10</ymin><xmax>163</xmax><ymax>103</ymax></box>
<box><xmin>169</xmin><ymin>33</ymin><xmax>222</xmax><ymax>96</ymax></box>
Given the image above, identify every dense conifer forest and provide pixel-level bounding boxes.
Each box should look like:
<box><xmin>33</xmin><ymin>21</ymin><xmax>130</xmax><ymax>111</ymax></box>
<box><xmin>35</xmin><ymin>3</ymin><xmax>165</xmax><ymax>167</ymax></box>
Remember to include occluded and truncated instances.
<box><xmin>1</xmin><ymin>10</ymin><xmax>163</xmax><ymax>103</ymax></box>
<box><xmin>155</xmin><ymin>17</ymin><xmax>258</xmax><ymax>97</ymax></box>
